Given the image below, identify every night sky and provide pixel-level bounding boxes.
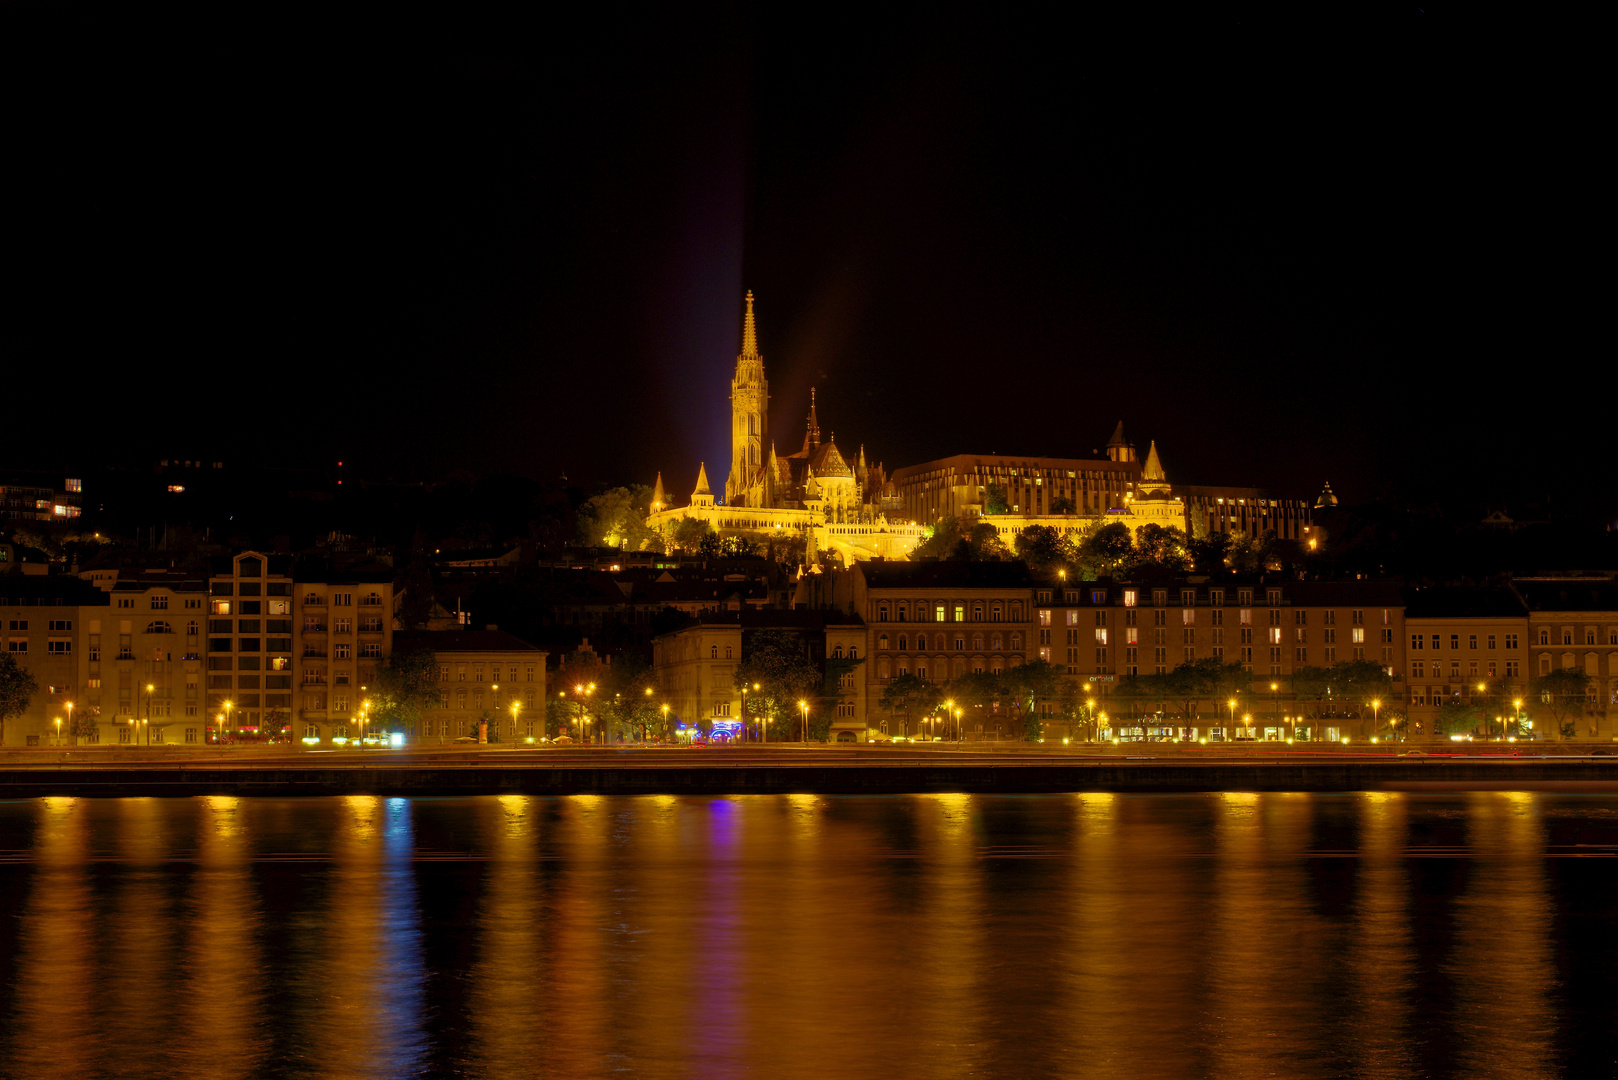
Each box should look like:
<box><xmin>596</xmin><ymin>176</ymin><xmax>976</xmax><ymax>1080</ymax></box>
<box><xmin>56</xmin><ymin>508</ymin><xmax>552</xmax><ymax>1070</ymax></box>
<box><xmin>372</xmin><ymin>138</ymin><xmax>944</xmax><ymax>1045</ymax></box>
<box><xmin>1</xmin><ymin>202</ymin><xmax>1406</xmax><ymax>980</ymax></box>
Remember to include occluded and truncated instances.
<box><xmin>6</xmin><ymin>8</ymin><xmax>1600</xmax><ymax>515</ymax></box>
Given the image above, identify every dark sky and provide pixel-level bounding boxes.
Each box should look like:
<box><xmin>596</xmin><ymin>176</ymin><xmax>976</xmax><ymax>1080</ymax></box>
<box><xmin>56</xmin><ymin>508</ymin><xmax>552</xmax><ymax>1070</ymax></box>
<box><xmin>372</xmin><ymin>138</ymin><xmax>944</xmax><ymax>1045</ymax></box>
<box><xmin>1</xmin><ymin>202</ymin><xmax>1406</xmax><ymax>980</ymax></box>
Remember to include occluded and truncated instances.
<box><xmin>5</xmin><ymin>7</ymin><xmax>1603</xmax><ymax>515</ymax></box>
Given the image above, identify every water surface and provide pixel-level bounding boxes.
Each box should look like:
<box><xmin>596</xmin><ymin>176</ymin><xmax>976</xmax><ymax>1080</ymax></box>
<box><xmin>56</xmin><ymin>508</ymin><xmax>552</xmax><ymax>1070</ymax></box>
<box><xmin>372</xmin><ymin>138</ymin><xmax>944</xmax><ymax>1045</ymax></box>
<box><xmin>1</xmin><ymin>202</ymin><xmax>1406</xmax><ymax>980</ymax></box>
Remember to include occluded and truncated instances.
<box><xmin>1</xmin><ymin>792</ymin><xmax>1614</xmax><ymax>1079</ymax></box>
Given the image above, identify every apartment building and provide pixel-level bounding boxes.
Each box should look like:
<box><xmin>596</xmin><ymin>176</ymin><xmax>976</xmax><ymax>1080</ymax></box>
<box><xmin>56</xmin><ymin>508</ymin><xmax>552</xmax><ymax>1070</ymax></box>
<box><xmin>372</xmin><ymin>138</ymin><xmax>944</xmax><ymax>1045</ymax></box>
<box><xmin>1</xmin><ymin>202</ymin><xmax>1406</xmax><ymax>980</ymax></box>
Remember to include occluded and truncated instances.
<box><xmin>93</xmin><ymin>570</ymin><xmax>210</xmax><ymax>744</ymax></box>
<box><xmin>1515</xmin><ymin>578</ymin><xmax>1618</xmax><ymax>738</ymax></box>
<box><xmin>0</xmin><ymin>573</ymin><xmax>105</xmax><ymax>746</ymax></box>
<box><xmin>1403</xmin><ymin>587</ymin><xmax>1530</xmax><ymax>735</ymax></box>
<box><xmin>652</xmin><ymin>609</ymin><xmax>866</xmax><ymax>741</ymax></box>
<box><xmin>207</xmin><ymin>552</ymin><xmax>395</xmax><ymax>744</ymax></box>
<box><xmin>394</xmin><ymin>629</ymin><xmax>546</xmax><ymax>744</ymax></box>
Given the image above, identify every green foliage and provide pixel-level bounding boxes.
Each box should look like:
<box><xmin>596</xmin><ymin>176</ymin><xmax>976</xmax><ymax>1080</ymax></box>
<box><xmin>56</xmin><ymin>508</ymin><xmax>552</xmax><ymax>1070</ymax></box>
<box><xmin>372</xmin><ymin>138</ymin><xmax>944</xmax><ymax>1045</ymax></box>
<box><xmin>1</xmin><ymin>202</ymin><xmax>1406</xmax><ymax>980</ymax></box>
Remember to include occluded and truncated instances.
<box><xmin>1157</xmin><ymin>658</ymin><xmax>1251</xmax><ymax>719</ymax></box>
<box><xmin>733</xmin><ymin>628</ymin><xmax>823</xmax><ymax>734</ymax></box>
<box><xmin>984</xmin><ymin>483</ymin><xmax>1009</xmax><ymax>515</ymax></box>
<box><xmin>598</xmin><ymin>655</ymin><xmax>663</xmax><ymax>741</ymax></box>
<box><xmin>1081</xmin><ymin>521</ymin><xmax>1134</xmax><ymax>574</ymax></box>
<box><xmin>878</xmin><ymin>672</ymin><xmax>943</xmax><ymax>738</ymax></box>
<box><xmin>576</xmin><ymin>485</ymin><xmax>658</xmax><ymax>550</ymax></box>
<box><xmin>1531</xmin><ymin>668</ymin><xmax>1592</xmax><ymax>739</ymax></box>
<box><xmin>1049</xmin><ymin>496</ymin><xmax>1077</xmax><ymax>515</ymax></box>
<box><xmin>1132</xmin><ymin>524</ymin><xmax>1190</xmax><ymax>573</ymax></box>
<box><xmin>670</xmin><ymin>516</ymin><xmax>714</xmax><ymax>551</ymax></box>
<box><xmin>913</xmin><ymin>515</ymin><xmax>1011</xmax><ymax>562</ymax></box>
<box><xmin>0</xmin><ymin>653</ymin><xmax>39</xmax><ymax>744</ymax></box>
<box><xmin>1015</xmin><ymin>525</ymin><xmax>1077</xmax><ymax>577</ymax></box>
<box><xmin>1433</xmin><ymin>696</ymin><xmax>1480</xmax><ymax>736</ymax></box>
<box><xmin>373</xmin><ymin>648</ymin><xmax>442</xmax><ymax>733</ymax></box>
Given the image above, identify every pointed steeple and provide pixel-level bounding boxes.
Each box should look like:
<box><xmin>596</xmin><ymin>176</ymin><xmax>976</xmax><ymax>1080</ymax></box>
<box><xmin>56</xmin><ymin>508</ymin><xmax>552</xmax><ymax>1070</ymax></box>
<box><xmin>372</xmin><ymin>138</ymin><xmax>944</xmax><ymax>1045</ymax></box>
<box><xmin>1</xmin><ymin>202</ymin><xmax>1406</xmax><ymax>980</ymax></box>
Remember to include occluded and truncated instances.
<box><xmin>1139</xmin><ymin>440</ymin><xmax>1170</xmax><ymax>495</ymax></box>
<box><xmin>1106</xmin><ymin>420</ymin><xmax>1136</xmax><ymax>463</ymax></box>
<box><xmin>1142</xmin><ymin>441</ymin><xmax>1165</xmax><ymax>481</ymax></box>
<box><xmin>804</xmin><ymin>387</ymin><xmax>821</xmax><ymax>451</ymax></box>
<box><xmin>741</xmin><ymin>290</ymin><xmax>759</xmax><ymax>357</ymax></box>
<box><xmin>651</xmin><ymin>472</ymin><xmax>667</xmax><ymax>511</ymax></box>
<box><xmin>693</xmin><ymin>463</ymin><xmax>711</xmax><ymax>496</ymax></box>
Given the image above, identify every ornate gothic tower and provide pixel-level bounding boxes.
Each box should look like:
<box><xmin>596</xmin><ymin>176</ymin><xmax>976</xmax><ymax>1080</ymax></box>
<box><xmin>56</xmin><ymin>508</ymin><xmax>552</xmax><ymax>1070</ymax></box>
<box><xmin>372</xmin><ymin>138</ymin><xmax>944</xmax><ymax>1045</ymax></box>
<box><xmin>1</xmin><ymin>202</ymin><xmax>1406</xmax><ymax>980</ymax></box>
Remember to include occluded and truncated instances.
<box><xmin>725</xmin><ymin>291</ymin><xmax>771</xmax><ymax>507</ymax></box>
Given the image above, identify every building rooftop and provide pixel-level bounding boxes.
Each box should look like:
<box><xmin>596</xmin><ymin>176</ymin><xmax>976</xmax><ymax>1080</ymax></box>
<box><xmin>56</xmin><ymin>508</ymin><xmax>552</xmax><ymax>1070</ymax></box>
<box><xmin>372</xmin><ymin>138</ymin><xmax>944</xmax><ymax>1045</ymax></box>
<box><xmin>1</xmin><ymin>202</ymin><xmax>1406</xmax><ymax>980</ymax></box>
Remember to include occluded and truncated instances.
<box><xmin>394</xmin><ymin>629</ymin><xmax>546</xmax><ymax>654</ymax></box>
<box><xmin>1404</xmin><ymin>586</ymin><xmax>1528</xmax><ymax>620</ymax></box>
<box><xmin>861</xmin><ymin>560</ymin><xmax>1036</xmax><ymax>589</ymax></box>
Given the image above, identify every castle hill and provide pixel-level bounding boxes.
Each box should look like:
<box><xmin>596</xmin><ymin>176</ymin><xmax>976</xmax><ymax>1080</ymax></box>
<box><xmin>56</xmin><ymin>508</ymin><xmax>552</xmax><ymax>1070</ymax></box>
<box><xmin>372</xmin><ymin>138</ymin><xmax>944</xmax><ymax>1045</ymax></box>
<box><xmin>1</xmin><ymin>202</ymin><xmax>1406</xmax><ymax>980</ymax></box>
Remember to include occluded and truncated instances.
<box><xmin>4</xmin><ymin>286</ymin><xmax>1615</xmax><ymax>797</ymax></box>
<box><xmin>5</xmin><ymin>10</ymin><xmax>1615</xmax><ymax>1078</ymax></box>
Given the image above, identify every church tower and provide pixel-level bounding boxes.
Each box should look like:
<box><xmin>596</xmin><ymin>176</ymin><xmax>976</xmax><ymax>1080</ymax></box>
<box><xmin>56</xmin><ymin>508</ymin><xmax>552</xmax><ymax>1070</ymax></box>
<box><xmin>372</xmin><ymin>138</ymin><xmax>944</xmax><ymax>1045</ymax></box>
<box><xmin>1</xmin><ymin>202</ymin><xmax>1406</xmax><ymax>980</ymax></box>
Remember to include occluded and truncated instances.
<box><xmin>725</xmin><ymin>291</ymin><xmax>770</xmax><ymax>507</ymax></box>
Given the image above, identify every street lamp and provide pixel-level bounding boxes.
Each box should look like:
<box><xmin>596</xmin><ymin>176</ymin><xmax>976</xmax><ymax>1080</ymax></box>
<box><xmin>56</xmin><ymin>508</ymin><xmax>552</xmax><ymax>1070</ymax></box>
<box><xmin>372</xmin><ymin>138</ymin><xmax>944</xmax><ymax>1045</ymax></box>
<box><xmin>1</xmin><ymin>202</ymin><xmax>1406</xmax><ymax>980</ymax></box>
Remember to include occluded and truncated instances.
<box><xmin>661</xmin><ymin>703</ymin><xmax>670</xmax><ymax>742</ymax></box>
<box><xmin>145</xmin><ymin>684</ymin><xmax>155</xmax><ymax>746</ymax></box>
<box><xmin>1513</xmin><ymin>698</ymin><xmax>1523</xmax><ymax>739</ymax></box>
<box><xmin>1270</xmin><ymin>682</ymin><xmax>1279</xmax><ymax>729</ymax></box>
<box><xmin>65</xmin><ymin>701</ymin><xmax>75</xmax><ymax>747</ymax></box>
<box><xmin>1227</xmin><ymin>698</ymin><xmax>1238</xmax><ymax>734</ymax></box>
<box><xmin>799</xmin><ymin>699</ymin><xmax>809</xmax><ymax>744</ymax></box>
<box><xmin>54</xmin><ymin>717</ymin><xmax>62</xmax><ymax>747</ymax></box>
<box><xmin>222</xmin><ymin>700</ymin><xmax>233</xmax><ymax>747</ymax></box>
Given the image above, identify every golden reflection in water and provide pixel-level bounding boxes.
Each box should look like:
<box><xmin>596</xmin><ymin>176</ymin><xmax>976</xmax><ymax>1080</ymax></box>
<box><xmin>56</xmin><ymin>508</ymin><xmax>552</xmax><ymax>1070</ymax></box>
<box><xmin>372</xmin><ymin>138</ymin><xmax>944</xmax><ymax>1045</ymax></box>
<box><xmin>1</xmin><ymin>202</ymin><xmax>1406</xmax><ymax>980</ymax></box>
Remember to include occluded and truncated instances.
<box><xmin>465</xmin><ymin>795</ymin><xmax>546</xmax><ymax>1073</ymax></box>
<box><xmin>1206</xmin><ymin>793</ymin><xmax>1325</xmax><ymax>1080</ymax></box>
<box><xmin>1348</xmin><ymin>792</ymin><xmax>1416</xmax><ymax>1079</ymax></box>
<box><xmin>542</xmin><ymin>792</ymin><xmax>614</xmax><ymax>1077</ymax></box>
<box><xmin>300</xmin><ymin>795</ymin><xmax>427</xmax><ymax>1079</ymax></box>
<box><xmin>1062</xmin><ymin>790</ymin><xmax>1207</xmax><ymax>1079</ymax></box>
<box><xmin>107</xmin><ymin>799</ymin><xmax>179</xmax><ymax>1074</ymax></box>
<box><xmin>1453</xmin><ymin>792</ymin><xmax>1555</xmax><ymax>1080</ymax></box>
<box><xmin>7</xmin><ymin>798</ymin><xmax>94</xmax><ymax>1080</ymax></box>
<box><xmin>909</xmin><ymin>793</ymin><xmax>983</xmax><ymax>1080</ymax></box>
<box><xmin>181</xmin><ymin>795</ymin><xmax>265</xmax><ymax>1079</ymax></box>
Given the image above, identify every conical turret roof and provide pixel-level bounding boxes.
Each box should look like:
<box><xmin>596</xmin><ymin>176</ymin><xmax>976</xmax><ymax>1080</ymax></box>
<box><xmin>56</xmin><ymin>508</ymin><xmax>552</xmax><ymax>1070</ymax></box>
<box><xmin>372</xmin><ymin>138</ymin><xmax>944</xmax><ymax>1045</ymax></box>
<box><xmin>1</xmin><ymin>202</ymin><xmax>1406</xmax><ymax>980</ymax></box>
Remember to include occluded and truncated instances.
<box><xmin>693</xmin><ymin>463</ymin><xmax>712</xmax><ymax>497</ymax></box>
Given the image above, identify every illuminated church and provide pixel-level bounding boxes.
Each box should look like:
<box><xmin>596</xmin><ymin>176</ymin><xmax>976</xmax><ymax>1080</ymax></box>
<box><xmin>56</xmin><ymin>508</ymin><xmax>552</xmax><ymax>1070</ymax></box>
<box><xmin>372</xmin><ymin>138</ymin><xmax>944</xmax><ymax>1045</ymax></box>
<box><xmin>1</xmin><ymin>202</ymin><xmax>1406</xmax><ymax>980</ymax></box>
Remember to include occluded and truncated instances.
<box><xmin>647</xmin><ymin>292</ymin><xmax>925</xmax><ymax>561</ymax></box>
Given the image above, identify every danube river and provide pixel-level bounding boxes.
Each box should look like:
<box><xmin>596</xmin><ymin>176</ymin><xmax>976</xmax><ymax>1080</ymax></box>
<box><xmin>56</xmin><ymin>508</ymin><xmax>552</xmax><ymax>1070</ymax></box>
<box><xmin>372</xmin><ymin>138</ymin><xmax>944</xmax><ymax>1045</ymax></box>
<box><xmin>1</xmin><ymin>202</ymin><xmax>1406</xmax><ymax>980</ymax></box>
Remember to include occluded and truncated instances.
<box><xmin>1</xmin><ymin>792</ymin><xmax>1614</xmax><ymax>1079</ymax></box>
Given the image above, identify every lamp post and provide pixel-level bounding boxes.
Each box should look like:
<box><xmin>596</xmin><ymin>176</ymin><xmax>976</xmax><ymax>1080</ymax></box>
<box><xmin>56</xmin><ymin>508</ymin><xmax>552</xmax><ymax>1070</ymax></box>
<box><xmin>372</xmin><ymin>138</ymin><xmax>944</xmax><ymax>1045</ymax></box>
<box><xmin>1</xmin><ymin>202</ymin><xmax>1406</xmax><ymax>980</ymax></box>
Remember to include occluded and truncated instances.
<box><xmin>145</xmin><ymin>683</ymin><xmax>155</xmax><ymax>746</ymax></box>
<box><xmin>1270</xmin><ymin>682</ymin><xmax>1278</xmax><ymax>730</ymax></box>
<box><xmin>511</xmin><ymin>700</ymin><xmax>522</xmax><ymax>743</ymax></box>
<box><xmin>799</xmin><ymin>699</ymin><xmax>809</xmax><ymax>744</ymax></box>
<box><xmin>1372</xmin><ymin>698</ymin><xmax>1382</xmax><ymax>741</ymax></box>
<box><xmin>1227</xmin><ymin>698</ymin><xmax>1238</xmax><ymax>736</ymax></box>
<box><xmin>661</xmin><ymin>703</ymin><xmax>670</xmax><ymax>742</ymax></box>
<box><xmin>53</xmin><ymin>716</ymin><xmax>62</xmax><ymax>747</ymax></box>
<box><xmin>65</xmin><ymin>701</ymin><xmax>75</xmax><ymax>747</ymax></box>
<box><xmin>1513</xmin><ymin>698</ymin><xmax>1523</xmax><ymax>739</ymax></box>
<box><xmin>222</xmin><ymin>700</ymin><xmax>233</xmax><ymax>747</ymax></box>
<box><xmin>956</xmin><ymin>708</ymin><xmax>963</xmax><ymax>743</ymax></box>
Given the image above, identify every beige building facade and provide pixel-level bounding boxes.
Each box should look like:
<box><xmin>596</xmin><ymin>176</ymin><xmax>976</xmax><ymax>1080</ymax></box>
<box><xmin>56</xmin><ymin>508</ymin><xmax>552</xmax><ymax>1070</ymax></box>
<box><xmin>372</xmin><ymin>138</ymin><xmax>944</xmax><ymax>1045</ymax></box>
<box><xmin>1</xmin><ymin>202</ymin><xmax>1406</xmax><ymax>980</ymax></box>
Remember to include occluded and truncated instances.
<box><xmin>395</xmin><ymin>629</ymin><xmax>547</xmax><ymax>744</ymax></box>
<box><xmin>1516</xmin><ymin>579</ymin><xmax>1618</xmax><ymax>738</ymax></box>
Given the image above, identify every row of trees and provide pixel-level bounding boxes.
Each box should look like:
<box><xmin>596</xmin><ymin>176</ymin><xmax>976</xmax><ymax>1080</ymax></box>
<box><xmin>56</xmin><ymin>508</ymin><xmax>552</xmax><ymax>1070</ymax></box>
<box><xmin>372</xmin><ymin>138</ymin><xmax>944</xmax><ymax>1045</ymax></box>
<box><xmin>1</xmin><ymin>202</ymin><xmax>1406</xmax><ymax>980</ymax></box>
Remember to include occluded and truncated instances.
<box><xmin>912</xmin><ymin>516</ymin><xmax>1301</xmax><ymax>581</ymax></box>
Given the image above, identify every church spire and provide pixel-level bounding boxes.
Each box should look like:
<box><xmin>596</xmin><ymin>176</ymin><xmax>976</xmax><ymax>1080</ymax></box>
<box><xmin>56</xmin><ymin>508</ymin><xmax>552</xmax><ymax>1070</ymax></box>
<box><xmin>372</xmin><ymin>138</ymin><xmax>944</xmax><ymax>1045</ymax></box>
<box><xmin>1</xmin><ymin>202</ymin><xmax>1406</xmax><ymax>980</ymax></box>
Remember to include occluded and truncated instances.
<box><xmin>805</xmin><ymin>387</ymin><xmax>821</xmax><ymax>450</ymax></box>
<box><xmin>741</xmin><ymin>290</ymin><xmax>759</xmax><ymax>357</ymax></box>
<box><xmin>651</xmin><ymin>471</ymin><xmax>667</xmax><ymax>511</ymax></box>
<box><xmin>693</xmin><ymin>462</ymin><xmax>711</xmax><ymax>497</ymax></box>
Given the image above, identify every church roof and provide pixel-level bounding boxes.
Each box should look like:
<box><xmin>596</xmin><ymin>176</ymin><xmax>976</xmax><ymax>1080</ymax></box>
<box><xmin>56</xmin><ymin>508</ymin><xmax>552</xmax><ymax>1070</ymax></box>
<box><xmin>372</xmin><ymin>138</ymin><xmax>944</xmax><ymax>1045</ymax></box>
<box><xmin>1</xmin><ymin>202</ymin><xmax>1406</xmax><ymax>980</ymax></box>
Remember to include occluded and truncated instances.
<box><xmin>1107</xmin><ymin>421</ymin><xmax>1128</xmax><ymax>447</ymax></box>
<box><xmin>807</xmin><ymin>440</ymin><xmax>853</xmax><ymax>478</ymax></box>
<box><xmin>693</xmin><ymin>463</ymin><xmax>712</xmax><ymax>496</ymax></box>
<box><xmin>1142</xmin><ymin>440</ymin><xmax>1166</xmax><ymax>482</ymax></box>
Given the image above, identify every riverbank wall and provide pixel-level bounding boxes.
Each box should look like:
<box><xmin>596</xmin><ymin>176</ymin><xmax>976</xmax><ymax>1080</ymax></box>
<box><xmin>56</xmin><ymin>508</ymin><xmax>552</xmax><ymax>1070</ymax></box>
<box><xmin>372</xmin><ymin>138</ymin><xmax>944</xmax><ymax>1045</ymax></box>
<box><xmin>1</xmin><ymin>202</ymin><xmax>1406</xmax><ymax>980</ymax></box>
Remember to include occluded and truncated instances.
<box><xmin>4</xmin><ymin>760</ymin><xmax>1617</xmax><ymax>798</ymax></box>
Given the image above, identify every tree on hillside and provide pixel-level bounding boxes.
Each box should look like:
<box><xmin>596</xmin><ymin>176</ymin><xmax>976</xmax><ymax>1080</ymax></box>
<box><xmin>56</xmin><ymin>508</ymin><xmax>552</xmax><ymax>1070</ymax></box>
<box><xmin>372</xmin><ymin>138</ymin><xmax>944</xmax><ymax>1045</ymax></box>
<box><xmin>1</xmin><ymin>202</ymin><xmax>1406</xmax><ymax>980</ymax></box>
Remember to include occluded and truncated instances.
<box><xmin>1015</xmin><ymin>525</ymin><xmax>1077</xmax><ymax>578</ymax></box>
<box><xmin>984</xmin><ymin>483</ymin><xmax>1009</xmax><ymax>515</ymax></box>
<box><xmin>0</xmin><ymin>653</ymin><xmax>39</xmax><ymax>747</ymax></box>
<box><xmin>1080</xmin><ymin>521</ymin><xmax>1134</xmax><ymax>576</ymax></box>
<box><xmin>733</xmin><ymin>628</ymin><xmax>822</xmax><ymax>739</ymax></box>
<box><xmin>670</xmin><ymin>516</ymin><xmax>714</xmax><ymax>552</ymax></box>
<box><xmin>373</xmin><ymin>648</ymin><xmax>443</xmax><ymax>736</ymax></box>
<box><xmin>576</xmin><ymin>486</ymin><xmax>658</xmax><ymax>550</ymax></box>
<box><xmin>1188</xmin><ymin>532</ymin><xmax>1230</xmax><ymax>574</ymax></box>
<box><xmin>1133</xmin><ymin>524</ymin><xmax>1190</xmax><ymax>573</ymax></box>
<box><xmin>1531</xmin><ymin>668</ymin><xmax>1593</xmax><ymax>740</ymax></box>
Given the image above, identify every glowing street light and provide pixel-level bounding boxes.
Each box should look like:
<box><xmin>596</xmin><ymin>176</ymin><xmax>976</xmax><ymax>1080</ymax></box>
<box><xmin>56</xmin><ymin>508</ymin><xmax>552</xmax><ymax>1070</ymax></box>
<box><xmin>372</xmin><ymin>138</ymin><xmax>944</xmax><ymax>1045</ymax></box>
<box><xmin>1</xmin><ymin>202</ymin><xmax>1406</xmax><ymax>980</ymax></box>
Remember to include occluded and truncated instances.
<box><xmin>53</xmin><ymin>716</ymin><xmax>62</xmax><ymax>747</ymax></box>
<box><xmin>64</xmin><ymin>701</ymin><xmax>75</xmax><ymax>747</ymax></box>
<box><xmin>798</xmin><ymin>699</ymin><xmax>809</xmax><ymax>744</ymax></box>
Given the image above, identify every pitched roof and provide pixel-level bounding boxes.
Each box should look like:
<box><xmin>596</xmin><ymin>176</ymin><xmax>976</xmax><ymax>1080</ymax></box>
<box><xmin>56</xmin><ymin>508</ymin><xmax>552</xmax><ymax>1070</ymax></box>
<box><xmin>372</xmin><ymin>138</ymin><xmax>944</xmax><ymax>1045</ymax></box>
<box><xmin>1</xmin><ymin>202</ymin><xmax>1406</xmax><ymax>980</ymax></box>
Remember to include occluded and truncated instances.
<box><xmin>861</xmin><ymin>560</ymin><xmax>1035</xmax><ymax>590</ymax></box>
<box><xmin>394</xmin><ymin>629</ymin><xmax>545</xmax><ymax>654</ymax></box>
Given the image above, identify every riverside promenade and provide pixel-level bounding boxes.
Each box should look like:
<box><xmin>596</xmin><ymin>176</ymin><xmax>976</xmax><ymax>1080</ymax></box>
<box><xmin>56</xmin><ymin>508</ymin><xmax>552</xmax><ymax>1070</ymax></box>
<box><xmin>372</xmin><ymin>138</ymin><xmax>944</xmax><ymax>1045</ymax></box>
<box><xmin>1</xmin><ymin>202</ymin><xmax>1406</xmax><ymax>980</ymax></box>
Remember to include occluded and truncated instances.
<box><xmin>3</xmin><ymin>745</ymin><xmax>1617</xmax><ymax>798</ymax></box>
